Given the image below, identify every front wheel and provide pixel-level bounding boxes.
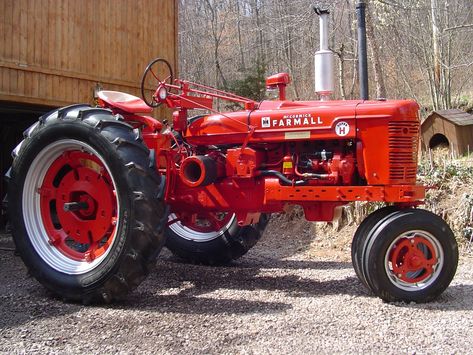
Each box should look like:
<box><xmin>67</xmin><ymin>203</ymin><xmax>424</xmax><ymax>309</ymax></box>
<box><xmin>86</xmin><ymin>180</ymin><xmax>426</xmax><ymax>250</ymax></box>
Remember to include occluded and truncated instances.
<box><xmin>8</xmin><ymin>105</ymin><xmax>166</xmax><ymax>303</ymax></box>
<box><xmin>165</xmin><ymin>211</ymin><xmax>269</xmax><ymax>265</ymax></box>
<box><xmin>361</xmin><ymin>209</ymin><xmax>458</xmax><ymax>303</ymax></box>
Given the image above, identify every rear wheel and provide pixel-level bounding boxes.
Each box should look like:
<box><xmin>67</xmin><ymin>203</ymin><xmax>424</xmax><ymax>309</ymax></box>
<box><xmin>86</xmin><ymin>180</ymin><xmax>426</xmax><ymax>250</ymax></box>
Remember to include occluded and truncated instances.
<box><xmin>8</xmin><ymin>105</ymin><xmax>166</xmax><ymax>303</ymax></box>
<box><xmin>165</xmin><ymin>211</ymin><xmax>269</xmax><ymax>265</ymax></box>
<box><xmin>360</xmin><ymin>209</ymin><xmax>458</xmax><ymax>303</ymax></box>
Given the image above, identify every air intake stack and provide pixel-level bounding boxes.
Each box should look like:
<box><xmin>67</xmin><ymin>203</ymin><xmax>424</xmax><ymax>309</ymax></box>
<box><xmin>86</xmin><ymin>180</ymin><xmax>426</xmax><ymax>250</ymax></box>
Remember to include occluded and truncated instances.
<box><xmin>314</xmin><ymin>7</ymin><xmax>334</xmax><ymax>101</ymax></box>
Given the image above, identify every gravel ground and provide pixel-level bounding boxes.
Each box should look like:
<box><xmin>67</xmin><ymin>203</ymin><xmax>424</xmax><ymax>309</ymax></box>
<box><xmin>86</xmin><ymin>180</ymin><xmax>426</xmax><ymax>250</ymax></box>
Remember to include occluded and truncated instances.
<box><xmin>1</xmin><ymin>223</ymin><xmax>473</xmax><ymax>354</ymax></box>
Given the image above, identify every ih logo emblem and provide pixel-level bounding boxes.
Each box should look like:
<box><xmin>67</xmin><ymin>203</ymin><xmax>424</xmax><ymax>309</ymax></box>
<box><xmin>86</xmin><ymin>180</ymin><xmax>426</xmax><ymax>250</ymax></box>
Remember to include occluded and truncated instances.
<box><xmin>335</xmin><ymin>121</ymin><xmax>350</xmax><ymax>136</ymax></box>
<box><xmin>261</xmin><ymin>117</ymin><xmax>271</xmax><ymax>128</ymax></box>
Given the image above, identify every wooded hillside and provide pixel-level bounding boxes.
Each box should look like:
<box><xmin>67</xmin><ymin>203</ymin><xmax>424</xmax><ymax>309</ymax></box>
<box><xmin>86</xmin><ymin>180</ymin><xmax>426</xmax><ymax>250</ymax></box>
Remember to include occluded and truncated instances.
<box><xmin>178</xmin><ymin>0</ymin><xmax>473</xmax><ymax>112</ymax></box>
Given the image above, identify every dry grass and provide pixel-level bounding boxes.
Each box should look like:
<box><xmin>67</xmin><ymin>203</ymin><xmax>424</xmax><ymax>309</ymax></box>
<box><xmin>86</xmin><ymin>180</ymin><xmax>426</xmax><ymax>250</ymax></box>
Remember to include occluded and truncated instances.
<box><xmin>418</xmin><ymin>148</ymin><xmax>473</xmax><ymax>250</ymax></box>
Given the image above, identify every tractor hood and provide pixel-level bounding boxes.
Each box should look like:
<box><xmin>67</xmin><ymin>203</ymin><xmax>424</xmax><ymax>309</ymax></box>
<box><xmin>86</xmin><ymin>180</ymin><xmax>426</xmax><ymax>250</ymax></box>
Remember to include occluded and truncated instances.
<box><xmin>184</xmin><ymin>99</ymin><xmax>418</xmax><ymax>146</ymax></box>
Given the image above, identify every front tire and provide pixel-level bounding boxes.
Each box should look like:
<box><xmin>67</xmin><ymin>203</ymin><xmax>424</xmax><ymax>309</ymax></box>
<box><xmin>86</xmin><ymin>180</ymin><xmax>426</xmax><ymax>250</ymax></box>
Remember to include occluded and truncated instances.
<box><xmin>361</xmin><ymin>209</ymin><xmax>458</xmax><ymax>303</ymax></box>
<box><xmin>165</xmin><ymin>212</ymin><xmax>269</xmax><ymax>265</ymax></box>
<box><xmin>351</xmin><ymin>206</ymin><xmax>399</xmax><ymax>289</ymax></box>
<box><xmin>8</xmin><ymin>105</ymin><xmax>166</xmax><ymax>303</ymax></box>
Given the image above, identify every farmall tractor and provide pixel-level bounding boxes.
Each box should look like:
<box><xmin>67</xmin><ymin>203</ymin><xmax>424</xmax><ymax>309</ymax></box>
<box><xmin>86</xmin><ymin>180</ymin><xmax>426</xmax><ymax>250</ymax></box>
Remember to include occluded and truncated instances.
<box><xmin>6</xmin><ymin>8</ymin><xmax>458</xmax><ymax>304</ymax></box>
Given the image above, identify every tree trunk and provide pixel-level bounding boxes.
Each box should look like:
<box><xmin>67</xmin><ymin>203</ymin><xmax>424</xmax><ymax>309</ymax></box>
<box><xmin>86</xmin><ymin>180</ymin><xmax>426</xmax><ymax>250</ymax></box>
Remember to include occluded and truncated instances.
<box><xmin>335</xmin><ymin>44</ymin><xmax>347</xmax><ymax>100</ymax></box>
<box><xmin>431</xmin><ymin>0</ymin><xmax>442</xmax><ymax>109</ymax></box>
<box><xmin>365</xmin><ymin>1</ymin><xmax>387</xmax><ymax>98</ymax></box>
<box><xmin>235</xmin><ymin>1</ymin><xmax>246</xmax><ymax>71</ymax></box>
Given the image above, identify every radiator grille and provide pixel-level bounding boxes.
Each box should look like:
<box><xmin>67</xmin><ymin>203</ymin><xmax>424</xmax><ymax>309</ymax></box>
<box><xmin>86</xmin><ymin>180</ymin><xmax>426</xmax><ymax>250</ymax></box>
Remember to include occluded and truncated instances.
<box><xmin>388</xmin><ymin>121</ymin><xmax>419</xmax><ymax>182</ymax></box>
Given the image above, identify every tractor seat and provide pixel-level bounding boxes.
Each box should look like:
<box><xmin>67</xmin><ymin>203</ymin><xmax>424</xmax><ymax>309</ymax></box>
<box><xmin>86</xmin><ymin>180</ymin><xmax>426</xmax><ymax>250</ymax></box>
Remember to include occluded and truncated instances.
<box><xmin>97</xmin><ymin>90</ymin><xmax>153</xmax><ymax>114</ymax></box>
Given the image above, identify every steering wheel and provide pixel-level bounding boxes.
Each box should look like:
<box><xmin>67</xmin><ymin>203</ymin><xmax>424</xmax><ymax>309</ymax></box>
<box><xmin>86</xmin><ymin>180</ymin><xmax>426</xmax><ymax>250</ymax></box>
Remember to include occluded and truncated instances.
<box><xmin>140</xmin><ymin>58</ymin><xmax>174</xmax><ymax>108</ymax></box>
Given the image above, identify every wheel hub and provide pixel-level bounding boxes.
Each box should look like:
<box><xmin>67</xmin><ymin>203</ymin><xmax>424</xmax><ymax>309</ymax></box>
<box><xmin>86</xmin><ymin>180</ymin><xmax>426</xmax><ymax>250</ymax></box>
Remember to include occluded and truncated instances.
<box><xmin>63</xmin><ymin>200</ymin><xmax>90</xmax><ymax>213</ymax></box>
<box><xmin>408</xmin><ymin>255</ymin><xmax>423</xmax><ymax>269</ymax></box>
<box><xmin>38</xmin><ymin>149</ymin><xmax>117</xmax><ymax>262</ymax></box>
<box><xmin>388</xmin><ymin>235</ymin><xmax>438</xmax><ymax>284</ymax></box>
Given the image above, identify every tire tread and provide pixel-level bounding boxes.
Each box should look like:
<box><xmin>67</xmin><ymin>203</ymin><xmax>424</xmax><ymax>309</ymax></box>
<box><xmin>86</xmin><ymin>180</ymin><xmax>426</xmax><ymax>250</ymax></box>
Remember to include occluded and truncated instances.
<box><xmin>8</xmin><ymin>104</ymin><xmax>165</xmax><ymax>303</ymax></box>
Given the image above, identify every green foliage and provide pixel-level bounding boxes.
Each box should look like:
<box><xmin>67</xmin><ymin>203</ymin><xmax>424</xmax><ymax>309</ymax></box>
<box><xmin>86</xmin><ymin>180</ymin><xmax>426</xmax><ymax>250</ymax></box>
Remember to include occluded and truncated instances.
<box><xmin>227</xmin><ymin>61</ymin><xmax>267</xmax><ymax>104</ymax></box>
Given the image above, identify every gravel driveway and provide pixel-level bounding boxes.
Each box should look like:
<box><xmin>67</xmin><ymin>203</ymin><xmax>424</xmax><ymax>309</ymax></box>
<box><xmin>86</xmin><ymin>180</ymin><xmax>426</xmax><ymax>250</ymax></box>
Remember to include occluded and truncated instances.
<box><xmin>1</xmin><ymin>223</ymin><xmax>473</xmax><ymax>354</ymax></box>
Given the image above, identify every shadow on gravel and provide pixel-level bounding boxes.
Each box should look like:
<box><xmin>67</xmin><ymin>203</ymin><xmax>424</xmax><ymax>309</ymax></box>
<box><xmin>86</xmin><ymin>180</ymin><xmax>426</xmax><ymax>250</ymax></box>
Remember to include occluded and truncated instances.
<box><xmin>0</xmin><ymin>234</ymin><xmax>81</xmax><ymax>330</ymax></box>
<box><xmin>119</xmin><ymin>291</ymin><xmax>293</xmax><ymax>314</ymax></box>
<box><xmin>0</xmin><ymin>260</ymin><xmax>80</xmax><ymax>330</ymax></box>
<box><xmin>237</xmin><ymin>258</ymin><xmax>352</xmax><ymax>270</ymax></box>
<box><xmin>387</xmin><ymin>283</ymin><xmax>473</xmax><ymax>310</ymax></box>
<box><xmin>107</xmin><ymin>258</ymin><xmax>368</xmax><ymax>315</ymax></box>
<box><xmin>117</xmin><ymin>256</ymin><xmax>473</xmax><ymax>314</ymax></box>
<box><xmin>3</xmin><ymin>231</ymin><xmax>473</xmax><ymax>330</ymax></box>
<box><xmin>156</xmin><ymin>259</ymin><xmax>363</xmax><ymax>297</ymax></box>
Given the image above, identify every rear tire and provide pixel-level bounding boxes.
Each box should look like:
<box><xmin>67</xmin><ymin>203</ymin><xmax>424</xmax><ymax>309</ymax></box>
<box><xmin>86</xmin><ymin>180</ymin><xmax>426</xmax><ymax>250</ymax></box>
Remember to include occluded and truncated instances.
<box><xmin>361</xmin><ymin>209</ymin><xmax>458</xmax><ymax>303</ymax></box>
<box><xmin>8</xmin><ymin>105</ymin><xmax>166</xmax><ymax>303</ymax></box>
<box><xmin>165</xmin><ymin>212</ymin><xmax>269</xmax><ymax>265</ymax></box>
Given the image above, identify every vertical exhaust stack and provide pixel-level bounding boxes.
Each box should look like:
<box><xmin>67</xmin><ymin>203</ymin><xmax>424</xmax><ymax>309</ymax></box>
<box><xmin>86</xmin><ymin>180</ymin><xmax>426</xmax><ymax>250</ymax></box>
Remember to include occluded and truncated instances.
<box><xmin>314</xmin><ymin>7</ymin><xmax>334</xmax><ymax>101</ymax></box>
<box><xmin>356</xmin><ymin>1</ymin><xmax>369</xmax><ymax>100</ymax></box>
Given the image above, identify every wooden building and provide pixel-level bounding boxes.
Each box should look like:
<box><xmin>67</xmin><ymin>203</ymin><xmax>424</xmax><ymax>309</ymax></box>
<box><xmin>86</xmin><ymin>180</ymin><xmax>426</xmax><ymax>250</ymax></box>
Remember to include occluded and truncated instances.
<box><xmin>421</xmin><ymin>109</ymin><xmax>473</xmax><ymax>156</ymax></box>
<box><xmin>0</xmin><ymin>0</ymin><xmax>178</xmax><ymax>225</ymax></box>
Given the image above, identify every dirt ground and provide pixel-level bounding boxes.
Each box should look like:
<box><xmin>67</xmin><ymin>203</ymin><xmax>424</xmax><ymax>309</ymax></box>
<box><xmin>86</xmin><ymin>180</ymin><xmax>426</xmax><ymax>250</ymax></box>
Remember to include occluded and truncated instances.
<box><xmin>1</xmin><ymin>218</ymin><xmax>473</xmax><ymax>354</ymax></box>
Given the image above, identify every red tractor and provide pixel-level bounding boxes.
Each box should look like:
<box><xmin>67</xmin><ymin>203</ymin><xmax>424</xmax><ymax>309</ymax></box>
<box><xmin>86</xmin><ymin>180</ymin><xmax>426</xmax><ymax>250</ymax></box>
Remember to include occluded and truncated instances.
<box><xmin>6</xmin><ymin>8</ymin><xmax>458</xmax><ymax>304</ymax></box>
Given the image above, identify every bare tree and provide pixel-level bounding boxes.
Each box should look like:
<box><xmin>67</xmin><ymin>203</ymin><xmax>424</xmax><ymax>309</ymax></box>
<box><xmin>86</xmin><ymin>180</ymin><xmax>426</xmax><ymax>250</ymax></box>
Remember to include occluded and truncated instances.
<box><xmin>178</xmin><ymin>0</ymin><xmax>473</xmax><ymax>110</ymax></box>
<box><xmin>366</xmin><ymin>0</ymin><xmax>387</xmax><ymax>98</ymax></box>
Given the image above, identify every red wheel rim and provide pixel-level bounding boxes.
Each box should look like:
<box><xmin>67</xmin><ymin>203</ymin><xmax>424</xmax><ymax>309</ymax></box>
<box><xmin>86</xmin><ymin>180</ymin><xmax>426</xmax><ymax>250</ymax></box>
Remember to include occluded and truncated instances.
<box><xmin>38</xmin><ymin>150</ymin><xmax>117</xmax><ymax>262</ymax></box>
<box><xmin>176</xmin><ymin>212</ymin><xmax>233</xmax><ymax>233</ymax></box>
<box><xmin>167</xmin><ymin>211</ymin><xmax>235</xmax><ymax>242</ymax></box>
<box><xmin>385</xmin><ymin>231</ymin><xmax>443</xmax><ymax>290</ymax></box>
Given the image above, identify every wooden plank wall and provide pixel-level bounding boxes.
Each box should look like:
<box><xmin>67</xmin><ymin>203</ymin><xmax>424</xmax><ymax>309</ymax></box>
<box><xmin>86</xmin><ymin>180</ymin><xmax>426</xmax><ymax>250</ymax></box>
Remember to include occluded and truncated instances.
<box><xmin>455</xmin><ymin>125</ymin><xmax>473</xmax><ymax>156</ymax></box>
<box><xmin>0</xmin><ymin>0</ymin><xmax>177</xmax><ymax>115</ymax></box>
